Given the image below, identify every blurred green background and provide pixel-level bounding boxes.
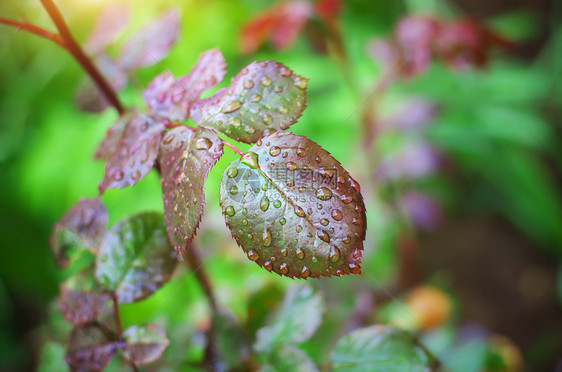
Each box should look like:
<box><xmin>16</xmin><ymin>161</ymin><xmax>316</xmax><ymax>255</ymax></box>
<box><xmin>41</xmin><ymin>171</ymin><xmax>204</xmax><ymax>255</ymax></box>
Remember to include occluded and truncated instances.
<box><xmin>0</xmin><ymin>0</ymin><xmax>561</xmax><ymax>371</ymax></box>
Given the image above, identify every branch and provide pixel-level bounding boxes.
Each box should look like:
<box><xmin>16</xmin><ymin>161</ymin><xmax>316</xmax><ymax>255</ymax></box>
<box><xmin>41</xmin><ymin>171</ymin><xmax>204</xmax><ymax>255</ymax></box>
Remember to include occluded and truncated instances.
<box><xmin>222</xmin><ymin>140</ymin><xmax>245</xmax><ymax>157</ymax></box>
<box><xmin>185</xmin><ymin>243</ymin><xmax>217</xmax><ymax>312</ymax></box>
<box><xmin>111</xmin><ymin>293</ymin><xmax>139</xmax><ymax>372</ymax></box>
<box><xmin>39</xmin><ymin>0</ymin><xmax>125</xmax><ymax>115</ymax></box>
<box><xmin>0</xmin><ymin>17</ymin><xmax>66</xmax><ymax>49</ymax></box>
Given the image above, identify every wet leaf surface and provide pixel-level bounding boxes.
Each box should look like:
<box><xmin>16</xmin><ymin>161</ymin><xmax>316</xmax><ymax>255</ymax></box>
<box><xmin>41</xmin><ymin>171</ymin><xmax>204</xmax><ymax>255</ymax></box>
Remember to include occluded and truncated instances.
<box><xmin>122</xmin><ymin>324</ymin><xmax>170</xmax><ymax>366</ymax></box>
<box><xmin>118</xmin><ymin>8</ymin><xmax>180</xmax><ymax>70</ymax></box>
<box><xmin>95</xmin><ymin>212</ymin><xmax>177</xmax><ymax>303</ymax></box>
<box><xmin>219</xmin><ymin>132</ymin><xmax>366</xmax><ymax>278</ymax></box>
<box><xmin>60</xmin><ymin>269</ymin><xmax>109</xmax><ymax>325</ymax></box>
<box><xmin>159</xmin><ymin>126</ymin><xmax>223</xmax><ymax>258</ymax></box>
<box><xmin>66</xmin><ymin>324</ymin><xmax>118</xmax><ymax>372</ymax></box>
<box><xmin>255</xmin><ymin>285</ymin><xmax>323</xmax><ymax>352</ymax></box>
<box><xmin>94</xmin><ymin>112</ymin><xmax>133</xmax><ymax>159</ymax></box>
<box><xmin>51</xmin><ymin>199</ymin><xmax>108</xmax><ymax>268</ymax></box>
<box><xmin>98</xmin><ymin>113</ymin><xmax>165</xmax><ymax>193</ymax></box>
<box><xmin>192</xmin><ymin>62</ymin><xmax>308</xmax><ymax>143</ymax></box>
<box><xmin>144</xmin><ymin>49</ymin><xmax>226</xmax><ymax>121</ymax></box>
<box><xmin>259</xmin><ymin>345</ymin><xmax>319</xmax><ymax>372</ymax></box>
<box><xmin>331</xmin><ymin>325</ymin><xmax>431</xmax><ymax>372</ymax></box>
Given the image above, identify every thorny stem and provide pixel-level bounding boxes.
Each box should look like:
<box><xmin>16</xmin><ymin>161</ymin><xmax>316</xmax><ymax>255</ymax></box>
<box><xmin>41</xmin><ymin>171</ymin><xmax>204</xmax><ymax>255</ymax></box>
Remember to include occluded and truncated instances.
<box><xmin>39</xmin><ymin>0</ymin><xmax>125</xmax><ymax>115</ymax></box>
<box><xmin>0</xmin><ymin>17</ymin><xmax>67</xmax><ymax>49</ymax></box>
<box><xmin>222</xmin><ymin>140</ymin><xmax>245</xmax><ymax>157</ymax></box>
<box><xmin>111</xmin><ymin>293</ymin><xmax>140</xmax><ymax>372</ymax></box>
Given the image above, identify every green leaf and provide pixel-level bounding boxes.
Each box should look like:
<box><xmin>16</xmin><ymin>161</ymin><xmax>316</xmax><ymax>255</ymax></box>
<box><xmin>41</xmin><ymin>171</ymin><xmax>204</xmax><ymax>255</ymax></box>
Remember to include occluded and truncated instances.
<box><xmin>51</xmin><ymin>199</ymin><xmax>108</xmax><ymax>268</ymax></box>
<box><xmin>38</xmin><ymin>342</ymin><xmax>70</xmax><ymax>372</ymax></box>
<box><xmin>259</xmin><ymin>345</ymin><xmax>319</xmax><ymax>372</ymax></box>
<box><xmin>191</xmin><ymin>61</ymin><xmax>308</xmax><ymax>143</ymax></box>
<box><xmin>95</xmin><ymin>212</ymin><xmax>177</xmax><ymax>303</ymax></box>
<box><xmin>219</xmin><ymin>132</ymin><xmax>366</xmax><ymax>278</ymax></box>
<box><xmin>331</xmin><ymin>325</ymin><xmax>432</xmax><ymax>372</ymax></box>
<box><xmin>212</xmin><ymin>308</ymin><xmax>252</xmax><ymax>369</ymax></box>
<box><xmin>65</xmin><ymin>324</ymin><xmax>118</xmax><ymax>372</ymax></box>
<box><xmin>99</xmin><ymin>113</ymin><xmax>165</xmax><ymax>194</ymax></box>
<box><xmin>122</xmin><ymin>324</ymin><xmax>170</xmax><ymax>366</ymax></box>
<box><xmin>159</xmin><ymin>126</ymin><xmax>224</xmax><ymax>258</ymax></box>
<box><xmin>59</xmin><ymin>269</ymin><xmax>110</xmax><ymax>325</ymax></box>
<box><xmin>246</xmin><ymin>283</ymin><xmax>284</xmax><ymax>336</ymax></box>
<box><xmin>255</xmin><ymin>285</ymin><xmax>324</xmax><ymax>353</ymax></box>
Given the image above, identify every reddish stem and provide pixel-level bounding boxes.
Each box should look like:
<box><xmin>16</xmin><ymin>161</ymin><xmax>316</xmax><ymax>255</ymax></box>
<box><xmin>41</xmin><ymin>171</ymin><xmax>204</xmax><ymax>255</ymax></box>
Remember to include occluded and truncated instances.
<box><xmin>39</xmin><ymin>0</ymin><xmax>125</xmax><ymax>115</ymax></box>
<box><xmin>222</xmin><ymin>140</ymin><xmax>245</xmax><ymax>156</ymax></box>
<box><xmin>0</xmin><ymin>17</ymin><xmax>67</xmax><ymax>49</ymax></box>
<box><xmin>111</xmin><ymin>293</ymin><xmax>139</xmax><ymax>372</ymax></box>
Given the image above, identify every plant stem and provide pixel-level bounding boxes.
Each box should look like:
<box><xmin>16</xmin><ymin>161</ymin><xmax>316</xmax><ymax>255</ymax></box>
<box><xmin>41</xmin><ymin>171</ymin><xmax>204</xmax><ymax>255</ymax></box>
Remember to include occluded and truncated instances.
<box><xmin>39</xmin><ymin>0</ymin><xmax>125</xmax><ymax>115</ymax></box>
<box><xmin>222</xmin><ymin>140</ymin><xmax>245</xmax><ymax>157</ymax></box>
<box><xmin>0</xmin><ymin>17</ymin><xmax>67</xmax><ymax>49</ymax></box>
<box><xmin>185</xmin><ymin>243</ymin><xmax>217</xmax><ymax>312</ymax></box>
<box><xmin>111</xmin><ymin>293</ymin><xmax>140</xmax><ymax>372</ymax></box>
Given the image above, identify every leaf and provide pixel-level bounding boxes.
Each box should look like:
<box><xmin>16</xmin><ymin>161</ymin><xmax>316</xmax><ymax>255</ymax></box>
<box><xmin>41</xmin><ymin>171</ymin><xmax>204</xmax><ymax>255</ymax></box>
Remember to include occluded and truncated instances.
<box><xmin>65</xmin><ymin>324</ymin><xmax>118</xmax><ymax>372</ymax></box>
<box><xmin>144</xmin><ymin>49</ymin><xmax>226</xmax><ymax>121</ymax></box>
<box><xmin>85</xmin><ymin>4</ymin><xmax>129</xmax><ymax>55</ymax></box>
<box><xmin>38</xmin><ymin>342</ymin><xmax>70</xmax><ymax>372</ymax></box>
<box><xmin>219</xmin><ymin>132</ymin><xmax>366</xmax><ymax>278</ymax></box>
<box><xmin>331</xmin><ymin>325</ymin><xmax>432</xmax><ymax>372</ymax></box>
<box><xmin>212</xmin><ymin>308</ymin><xmax>252</xmax><ymax>369</ymax></box>
<box><xmin>94</xmin><ymin>112</ymin><xmax>133</xmax><ymax>159</ymax></box>
<box><xmin>98</xmin><ymin>113</ymin><xmax>165</xmax><ymax>194</ymax></box>
<box><xmin>259</xmin><ymin>345</ymin><xmax>319</xmax><ymax>372</ymax></box>
<box><xmin>159</xmin><ymin>126</ymin><xmax>223</xmax><ymax>258</ymax></box>
<box><xmin>59</xmin><ymin>269</ymin><xmax>110</xmax><ymax>325</ymax></box>
<box><xmin>255</xmin><ymin>285</ymin><xmax>324</xmax><ymax>352</ymax></box>
<box><xmin>191</xmin><ymin>62</ymin><xmax>308</xmax><ymax>144</ymax></box>
<box><xmin>122</xmin><ymin>324</ymin><xmax>170</xmax><ymax>366</ymax></box>
<box><xmin>51</xmin><ymin>199</ymin><xmax>108</xmax><ymax>268</ymax></box>
<box><xmin>118</xmin><ymin>8</ymin><xmax>180</xmax><ymax>70</ymax></box>
<box><xmin>246</xmin><ymin>283</ymin><xmax>284</xmax><ymax>336</ymax></box>
<box><xmin>95</xmin><ymin>212</ymin><xmax>177</xmax><ymax>303</ymax></box>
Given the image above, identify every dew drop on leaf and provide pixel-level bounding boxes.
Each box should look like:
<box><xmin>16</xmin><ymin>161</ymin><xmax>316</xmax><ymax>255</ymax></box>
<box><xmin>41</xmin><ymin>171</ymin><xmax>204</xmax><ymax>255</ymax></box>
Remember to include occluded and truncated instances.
<box><xmin>225</xmin><ymin>206</ymin><xmax>235</xmax><ymax>216</ymax></box>
<box><xmin>331</xmin><ymin>209</ymin><xmax>343</xmax><ymax>221</ymax></box>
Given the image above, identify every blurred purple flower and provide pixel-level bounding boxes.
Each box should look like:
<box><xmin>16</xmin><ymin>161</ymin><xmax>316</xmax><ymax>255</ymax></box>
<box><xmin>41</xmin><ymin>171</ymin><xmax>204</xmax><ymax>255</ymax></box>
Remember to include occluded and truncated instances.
<box><xmin>399</xmin><ymin>191</ymin><xmax>442</xmax><ymax>231</ymax></box>
<box><xmin>376</xmin><ymin>142</ymin><xmax>442</xmax><ymax>181</ymax></box>
<box><xmin>382</xmin><ymin>97</ymin><xmax>438</xmax><ymax>131</ymax></box>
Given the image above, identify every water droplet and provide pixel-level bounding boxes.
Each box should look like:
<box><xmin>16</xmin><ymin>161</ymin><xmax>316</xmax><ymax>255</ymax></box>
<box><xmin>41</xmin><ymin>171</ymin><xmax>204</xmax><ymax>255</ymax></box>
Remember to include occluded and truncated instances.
<box><xmin>260</xmin><ymin>196</ymin><xmax>270</xmax><ymax>212</ymax></box>
<box><xmin>195</xmin><ymin>137</ymin><xmax>212</xmax><ymax>150</ymax></box>
<box><xmin>349</xmin><ymin>263</ymin><xmax>361</xmax><ymax>274</ymax></box>
<box><xmin>264</xmin><ymin>260</ymin><xmax>273</xmax><ymax>271</ymax></box>
<box><xmin>262</xmin><ymin>228</ymin><xmax>272</xmax><ymax>247</ymax></box>
<box><xmin>294</xmin><ymin>206</ymin><xmax>306</xmax><ymax>217</ymax></box>
<box><xmin>225</xmin><ymin>206</ymin><xmax>235</xmax><ymax>216</ymax></box>
<box><xmin>353</xmin><ymin>248</ymin><xmax>361</xmax><ymax>259</ymax></box>
<box><xmin>249</xmin><ymin>94</ymin><xmax>262</xmax><ymax>102</ymax></box>
<box><xmin>296</xmin><ymin>225</ymin><xmax>303</xmax><ymax>233</ymax></box>
<box><xmin>312</xmin><ymin>256</ymin><xmax>318</xmax><ymax>263</ymax></box>
<box><xmin>294</xmin><ymin>76</ymin><xmax>308</xmax><ymax>90</ymax></box>
<box><xmin>242</xmin><ymin>208</ymin><xmax>248</xmax><ymax>215</ymax></box>
<box><xmin>223</xmin><ymin>100</ymin><xmax>242</xmax><ymax>113</ymax></box>
<box><xmin>296</xmin><ymin>148</ymin><xmax>306</xmax><ymax>157</ymax></box>
<box><xmin>301</xmin><ymin>266</ymin><xmax>310</xmax><ymax>278</ymax></box>
<box><xmin>355</xmin><ymin>205</ymin><xmax>363</xmax><ymax>213</ymax></box>
<box><xmin>295</xmin><ymin>247</ymin><xmax>305</xmax><ymax>260</ymax></box>
<box><xmin>341</xmin><ymin>194</ymin><xmax>353</xmax><ymax>204</ymax></box>
<box><xmin>247</xmin><ymin>249</ymin><xmax>258</xmax><ymax>261</ymax></box>
<box><xmin>352</xmin><ymin>217</ymin><xmax>360</xmax><ymax>226</ymax></box>
<box><xmin>262</xmin><ymin>114</ymin><xmax>273</xmax><ymax>125</ymax></box>
<box><xmin>279</xmin><ymin>106</ymin><xmax>288</xmax><ymax>114</ymax></box>
<box><xmin>131</xmin><ymin>170</ymin><xmax>141</xmax><ymax>181</ymax></box>
<box><xmin>349</xmin><ymin>179</ymin><xmax>361</xmax><ymax>192</ymax></box>
<box><xmin>269</xmin><ymin>146</ymin><xmax>281</xmax><ymax>157</ymax></box>
<box><xmin>228</xmin><ymin>117</ymin><xmax>242</xmax><ymax>128</ymax></box>
<box><xmin>279</xmin><ymin>263</ymin><xmax>288</xmax><ymax>275</ymax></box>
<box><xmin>227</xmin><ymin>168</ymin><xmax>238</xmax><ymax>178</ymax></box>
<box><xmin>282</xmin><ymin>152</ymin><xmax>289</xmax><ymax>158</ymax></box>
<box><xmin>242</xmin><ymin>219</ymin><xmax>248</xmax><ymax>226</ymax></box>
<box><xmin>320</xmin><ymin>218</ymin><xmax>329</xmax><ymax>226</ymax></box>
<box><xmin>286</xmin><ymin>179</ymin><xmax>295</xmax><ymax>187</ymax></box>
<box><xmin>273</xmin><ymin>200</ymin><xmax>282</xmax><ymax>208</ymax></box>
<box><xmin>280</xmin><ymin>67</ymin><xmax>291</xmax><ymax>77</ymax></box>
<box><xmin>318</xmin><ymin>229</ymin><xmax>330</xmax><ymax>243</ymax></box>
<box><xmin>229</xmin><ymin>186</ymin><xmax>239</xmax><ymax>195</ymax></box>
<box><xmin>331</xmin><ymin>209</ymin><xmax>343</xmax><ymax>221</ymax></box>
<box><xmin>279</xmin><ymin>218</ymin><xmax>286</xmax><ymax>225</ymax></box>
<box><xmin>260</xmin><ymin>76</ymin><xmax>272</xmax><ymax>86</ymax></box>
<box><xmin>243</xmin><ymin>79</ymin><xmax>254</xmax><ymax>89</ymax></box>
<box><xmin>286</xmin><ymin>162</ymin><xmax>297</xmax><ymax>171</ymax></box>
<box><xmin>113</xmin><ymin>170</ymin><xmax>124</xmax><ymax>181</ymax></box>
<box><xmin>281</xmin><ymin>248</ymin><xmax>288</xmax><ymax>256</ymax></box>
<box><xmin>316</xmin><ymin>187</ymin><xmax>333</xmax><ymax>201</ymax></box>
<box><xmin>329</xmin><ymin>245</ymin><xmax>341</xmax><ymax>262</ymax></box>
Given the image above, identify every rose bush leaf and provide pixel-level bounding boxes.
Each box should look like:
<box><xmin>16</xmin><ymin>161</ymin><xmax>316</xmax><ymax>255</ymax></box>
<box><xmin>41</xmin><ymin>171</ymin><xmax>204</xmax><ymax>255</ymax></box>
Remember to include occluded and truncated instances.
<box><xmin>84</xmin><ymin>3</ymin><xmax>129</xmax><ymax>55</ymax></box>
<box><xmin>259</xmin><ymin>345</ymin><xmax>319</xmax><ymax>372</ymax></box>
<box><xmin>95</xmin><ymin>212</ymin><xmax>177</xmax><ymax>303</ymax></box>
<box><xmin>59</xmin><ymin>269</ymin><xmax>110</xmax><ymax>325</ymax></box>
<box><xmin>331</xmin><ymin>325</ymin><xmax>432</xmax><ymax>372</ymax></box>
<box><xmin>65</xmin><ymin>324</ymin><xmax>118</xmax><ymax>372</ymax></box>
<box><xmin>98</xmin><ymin>113</ymin><xmax>165</xmax><ymax>194</ymax></box>
<box><xmin>144</xmin><ymin>49</ymin><xmax>226</xmax><ymax>121</ymax></box>
<box><xmin>191</xmin><ymin>62</ymin><xmax>308</xmax><ymax>143</ymax></box>
<box><xmin>219</xmin><ymin>132</ymin><xmax>366</xmax><ymax>278</ymax></box>
<box><xmin>254</xmin><ymin>285</ymin><xmax>323</xmax><ymax>353</ymax></box>
<box><xmin>159</xmin><ymin>126</ymin><xmax>223</xmax><ymax>258</ymax></box>
<box><xmin>51</xmin><ymin>199</ymin><xmax>108</xmax><ymax>268</ymax></box>
<box><xmin>122</xmin><ymin>324</ymin><xmax>170</xmax><ymax>366</ymax></box>
<box><xmin>94</xmin><ymin>112</ymin><xmax>133</xmax><ymax>159</ymax></box>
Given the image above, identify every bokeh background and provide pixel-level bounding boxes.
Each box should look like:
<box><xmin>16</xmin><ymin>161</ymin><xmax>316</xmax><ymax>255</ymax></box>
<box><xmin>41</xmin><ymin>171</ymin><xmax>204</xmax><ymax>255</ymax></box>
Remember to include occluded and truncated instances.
<box><xmin>0</xmin><ymin>0</ymin><xmax>561</xmax><ymax>371</ymax></box>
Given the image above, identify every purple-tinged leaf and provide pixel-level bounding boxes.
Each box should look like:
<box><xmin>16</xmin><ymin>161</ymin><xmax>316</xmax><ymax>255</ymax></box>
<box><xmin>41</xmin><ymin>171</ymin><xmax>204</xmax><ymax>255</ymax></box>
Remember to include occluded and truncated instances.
<box><xmin>85</xmin><ymin>4</ymin><xmax>129</xmax><ymax>55</ymax></box>
<box><xmin>94</xmin><ymin>112</ymin><xmax>133</xmax><ymax>159</ymax></box>
<box><xmin>118</xmin><ymin>9</ymin><xmax>180</xmax><ymax>70</ymax></box>
<box><xmin>219</xmin><ymin>132</ymin><xmax>366</xmax><ymax>279</ymax></box>
<box><xmin>65</xmin><ymin>324</ymin><xmax>118</xmax><ymax>372</ymax></box>
<box><xmin>95</xmin><ymin>212</ymin><xmax>177</xmax><ymax>303</ymax></box>
<box><xmin>143</xmin><ymin>49</ymin><xmax>226</xmax><ymax>121</ymax></box>
<box><xmin>122</xmin><ymin>324</ymin><xmax>170</xmax><ymax>366</ymax></box>
<box><xmin>98</xmin><ymin>113</ymin><xmax>165</xmax><ymax>194</ymax></box>
<box><xmin>51</xmin><ymin>199</ymin><xmax>108</xmax><ymax>268</ymax></box>
<box><xmin>60</xmin><ymin>269</ymin><xmax>110</xmax><ymax>326</ymax></box>
<box><xmin>191</xmin><ymin>61</ymin><xmax>308</xmax><ymax>144</ymax></box>
<box><xmin>159</xmin><ymin>126</ymin><xmax>223</xmax><ymax>258</ymax></box>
